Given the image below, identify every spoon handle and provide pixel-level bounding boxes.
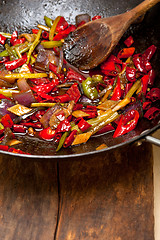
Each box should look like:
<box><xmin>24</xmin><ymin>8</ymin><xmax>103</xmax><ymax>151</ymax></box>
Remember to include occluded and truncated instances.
<box><xmin>128</xmin><ymin>0</ymin><xmax>160</xmax><ymax>22</ymax></box>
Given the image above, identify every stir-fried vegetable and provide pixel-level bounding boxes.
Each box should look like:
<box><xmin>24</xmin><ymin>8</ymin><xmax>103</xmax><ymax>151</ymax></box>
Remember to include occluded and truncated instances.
<box><xmin>0</xmin><ymin>13</ymin><xmax>159</xmax><ymax>155</ymax></box>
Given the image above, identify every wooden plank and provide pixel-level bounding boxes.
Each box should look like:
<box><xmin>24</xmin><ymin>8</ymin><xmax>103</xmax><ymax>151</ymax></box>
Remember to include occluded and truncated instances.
<box><xmin>0</xmin><ymin>155</ymin><xmax>58</xmax><ymax>240</ymax></box>
<box><xmin>57</xmin><ymin>142</ymin><xmax>154</xmax><ymax>240</ymax></box>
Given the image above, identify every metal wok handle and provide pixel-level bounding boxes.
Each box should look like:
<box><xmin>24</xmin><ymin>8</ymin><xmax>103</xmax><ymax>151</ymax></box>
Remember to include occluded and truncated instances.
<box><xmin>145</xmin><ymin>135</ymin><xmax>160</xmax><ymax>147</ymax></box>
<box><xmin>144</xmin><ymin>128</ymin><xmax>160</xmax><ymax>147</ymax></box>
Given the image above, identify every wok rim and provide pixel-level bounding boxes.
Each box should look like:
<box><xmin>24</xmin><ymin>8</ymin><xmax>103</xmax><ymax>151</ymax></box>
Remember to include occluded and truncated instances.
<box><xmin>0</xmin><ymin>123</ymin><xmax>159</xmax><ymax>159</ymax></box>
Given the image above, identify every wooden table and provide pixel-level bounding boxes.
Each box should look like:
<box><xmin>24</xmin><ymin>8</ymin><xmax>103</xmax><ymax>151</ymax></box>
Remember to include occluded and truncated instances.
<box><xmin>0</xmin><ymin>142</ymin><xmax>154</xmax><ymax>240</ymax></box>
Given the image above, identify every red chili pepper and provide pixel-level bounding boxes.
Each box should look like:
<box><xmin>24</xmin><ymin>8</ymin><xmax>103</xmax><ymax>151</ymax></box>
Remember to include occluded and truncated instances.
<box><xmin>101</xmin><ymin>55</ymin><xmax>122</xmax><ymax>76</ymax></box>
<box><xmin>94</xmin><ymin>123</ymin><xmax>114</xmax><ymax>135</ymax></box>
<box><xmin>53</xmin><ymin>25</ymin><xmax>76</xmax><ymax>40</ymax></box>
<box><xmin>143</xmin><ymin>59</ymin><xmax>152</xmax><ymax>72</ymax></box>
<box><xmin>126</xmin><ymin>66</ymin><xmax>136</xmax><ymax>82</ymax></box>
<box><xmin>143</xmin><ymin>101</ymin><xmax>152</xmax><ymax>111</ymax></box>
<box><xmin>113</xmin><ymin>109</ymin><xmax>139</xmax><ymax>138</ymax></box>
<box><xmin>73</xmin><ymin>103</ymin><xmax>83</xmax><ymax>111</ymax></box>
<box><xmin>103</xmin><ymin>76</ymin><xmax>115</xmax><ymax>86</ymax></box>
<box><xmin>133</xmin><ymin>55</ymin><xmax>147</xmax><ymax>73</ymax></box>
<box><xmin>30</xmin><ymin>78</ymin><xmax>50</xmax><ymax>85</ymax></box>
<box><xmin>124</xmin><ymin>36</ymin><xmax>134</xmax><ymax>47</ymax></box>
<box><xmin>49</xmin><ymin>63</ymin><xmax>65</xmax><ymax>80</ymax></box>
<box><xmin>141</xmin><ymin>75</ymin><xmax>149</xmax><ymax>95</ymax></box>
<box><xmin>92</xmin><ymin>15</ymin><xmax>101</xmax><ymax>20</ymax></box>
<box><xmin>117</xmin><ymin>47</ymin><xmax>135</xmax><ymax>59</ymax></box>
<box><xmin>0</xmin><ymin>145</ymin><xmax>9</xmax><ymax>151</ymax></box>
<box><xmin>66</xmin><ymin>67</ymin><xmax>85</xmax><ymax>83</ymax></box>
<box><xmin>55</xmin><ymin>94</ymin><xmax>70</xmax><ymax>103</ymax></box>
<box><xmin>37</xmin><ymin>92</ymin><xmax>55</xmax><ymax>101</ymax></box>
<box><xmin>66</xmin><ymin>82</ymin><xmax>81</xmax><ymax>103</ymax></box>
<box><xmin>86</xmin><ymin>105</ymin><xmax>97</xmax><ymax>110</ymax></box>
<box><xmin>10</xmin><ymin>31</ymin><xmax>18</xmax><ymax>45</ymax></box>
<box><xmin>144</xmin><ymin>107</ymin><xmax>160</xmax><ymax>120</ymax></box>
<box><xmin>32</xmin><ymin>29</ymin><xmax>39</xmax><ymax>34</ymax></box>
<box><xmin>54</xmin><ymin>132</ymin><xmax>62</xmax><ymax>143</ymax></box>
<box><xmin>78</xmin><ymin>118</ymin><xmax>92</xmax><ymax>132</ymax></box>
<box><xmin>63</xmin><ymin>130</ymin><xmax>77</xmax><ymax>148</ymax></box>
<box><xmin>12</xmin><ymin>37</ymin><xmax>26</xmax><ymax>46</ymax></box>
<box><xmin>0</xmin><ymin>93</ymin><xmax>11</xmax><ymax>101</ymax></box>
<box><xmin>1</xmin><ymin>114</ymin><xmax>13</xmax><ymax>128</ymax></box>
<box><xmin>56</xmin><ymin>17</ymin><xmax>68</xmax><ymax>32</ymax></box>
<box><xmin>39</xmin><ymin>127</ymin><xmax>56</xmax><ymax>140</ymax></box>
<box><xmin>142</xmin><ymin>45</ymin><xmax>157</xmax><ymax>61</ymax></box>
<box><xmin>56</xmin><ymin>119</ymin><xmax>71</xmax><ymax>133</ymax></box>
<box><xmin>42</xmin><ymin>31</ymin><xmax>49</xmax><ymax>40</ymax></box>
<box><xmin>146</xmin><ymin>88</ymin><xmax>160</xmax><ymax>102</ymax></box>
<box><xmin>111</xmin><ymin>76</ymin><xmax>121</xmax><ymax>101</ymax></box>
<box><xmin>148</xmin><ymin>69</ymin><xmax>156</xmax><ymax>86</ymax></box>
<box><xmin>32</xmin><ymin>79</ymin><xmax>59</xmax><ymax>94</ymax></box>
<box><xmin>0</xmin><ymin>56</ymin><xmax>10</xmax><ymax>64</ymax></box>
<box><xmin>82</xmin><ymin>109</ymin><xmax>98</xmax><ymax>119</ymax></box>
<box><xmin>20</xmin><ymin>122</ymin><xmax>42</xmax><ymax>129</ymax></box>
<box><xmin>5</xmin><ymin>58</ymin><xmax>27</xmax><ymax>71</ymax></box>
<box><xmin>13</xmin><ymin>124</ymin><xmax>27</xmax><ymax>133</ymax></box>
<box><xmin>0</xmin><ymin>34</ymin><xmax>6</xmax><ymax>45</ymax></box>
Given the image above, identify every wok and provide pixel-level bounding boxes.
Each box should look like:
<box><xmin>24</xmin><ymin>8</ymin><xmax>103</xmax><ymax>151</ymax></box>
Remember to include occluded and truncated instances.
<box><xmin>0</xmin><ymin>0</ymin><xmax>160</xmax><ymax>158</ymax></box>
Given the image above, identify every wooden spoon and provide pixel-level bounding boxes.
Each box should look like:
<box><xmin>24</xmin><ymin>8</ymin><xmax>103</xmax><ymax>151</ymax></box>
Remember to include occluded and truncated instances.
<box><xmin>63</xmin><ymin>0</ymin><xmax>160</xmax><ymax>70</ymax></box>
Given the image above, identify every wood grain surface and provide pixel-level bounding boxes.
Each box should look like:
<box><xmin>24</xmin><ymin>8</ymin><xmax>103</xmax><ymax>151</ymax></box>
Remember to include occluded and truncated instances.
<box><xmin>0</xmin><ymin>155</ymin><xmax>58</xmax><ymax>240</ymax></box>
<box><xmin>0</xmin><ymin>142</ymin><xmax>154</xmax><ymax>240</ymax></box>
<box><xmin>57</xmin><ymin>142</ymin><xmax>154</xmax><ymax>240</ymax></box>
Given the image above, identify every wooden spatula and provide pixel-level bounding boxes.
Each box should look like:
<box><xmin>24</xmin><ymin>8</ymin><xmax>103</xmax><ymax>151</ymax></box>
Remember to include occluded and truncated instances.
<box><xmin>63</xmin><ymin>0</ymin><xmax>159</xmax><ymax>70</ymax></box>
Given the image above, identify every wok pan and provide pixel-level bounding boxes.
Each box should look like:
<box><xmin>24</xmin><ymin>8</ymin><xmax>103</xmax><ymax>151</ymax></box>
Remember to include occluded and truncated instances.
<box><xmin>0</xmin><ymin>0</ymin><xmax>160</xmax><ymax>158</ymax></box>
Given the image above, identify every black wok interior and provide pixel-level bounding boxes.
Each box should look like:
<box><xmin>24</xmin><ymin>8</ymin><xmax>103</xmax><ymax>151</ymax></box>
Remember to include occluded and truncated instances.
<box><xmin>0</xmin><ymin>0</ymin><xmax>160</xmax><ymax>158</ymax></box>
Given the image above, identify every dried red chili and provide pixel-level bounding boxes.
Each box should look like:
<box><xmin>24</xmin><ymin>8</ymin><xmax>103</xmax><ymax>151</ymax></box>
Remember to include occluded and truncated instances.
<box><xmin>5</xmin><ymin>58</ymin><xmax>27</xmax><ymax>71</ymax></box>
<box><xmin>56</xmin><ymin>119</ymin><xmax>71</xmax><ymax>132</ymax></box>
<box><xmin>148</xmin><ymin>69</ymin><xmax>156</xmax><ymax>86</ymax></box>
<box><xmin>0</xmin><ymin>34</ymin><xmax>6</xmax><ymax>45</ymax></box>
<box><xmin>10</xmin><ymin>31</ymin><xmax>18</xmax><ymax>45</ymax></box>
<box><xmin>142</xmin><ymin>45</ymin><xmax>157</xmax><ymax>61</ymax></box>
<box><xmin>63</xmin><ymin>130</ymin><xmax>77</xmax><ymax>148</ymax></box>
<box><xmin>146</xmin><ymin>88</ymin><xmax>160</xmax><ymax>102</ymax></box>
<box><xmin>78</xmin><ymin>118</ymin><xmax>91</xmax><ymax>132</ymax></box>
<box><xmin>110</xmin><ymin>76</ymin><xmax>121</xmax><ymax>101</ymax></box>
<box><xmin>141</xmin><ymin>75</ymin><xmax>149</xmax><ymax>95</ymax></box>
<box><xmin>117</xmin><ymin>47</ymin><xmax>135</xmax><ymax>59</ymax></box>
<box><xmin>42</xmin><ymin>31</ymin><xmax>49</xmax><ymax>40</ymax></box>
<box><xmin>113</xmin><ymin>109</ymin><xmax>139</xmax><ymax>138</ymax></box>
<box><xmin>124</xmin><ymin>36</ymin><xmax>134</xmax><ymax>47</ymax></box>
<box><xmin>126</xmin><ymin>66</ymin><xmax>136</xmax><ymax>82</ymax></box>
<box><xmin>39</xmin><ymin>127</ymin><xmax>56</xmax><ymax>140</ymax></box>
<box><xmin>133</xmin><ymin>55</ymin><xmax>146</xmax><ymax>73</ymax></box>
<box><xmin>66</xmin><ymin>67</ymin><xmax>85</xmax><ymax>83</ymax></box>
<box><xmin>144</xmin><ymin>107</ymin><xmax>160</xmax><ymax>120</ymax></box>
<box><xmin>67</xmin><ymin>82</ymin><xmax>81</xmax><ymax>103</ymax></box>
<box><xmin>53</xmin><ymin>25</ymin><xmax>76</xmax><ymax>41</ymax></box>
<box><xmin>1</xmin><ymin>114</ymin><xmax>13</xmax><ymax>128</ymax></box>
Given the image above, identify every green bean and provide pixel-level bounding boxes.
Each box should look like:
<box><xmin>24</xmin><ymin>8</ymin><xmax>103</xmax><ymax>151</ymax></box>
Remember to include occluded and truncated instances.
<box><xmin>56</xmin><ymin>131</ymin><xmax>69</xmax><ymax>152</ymax></box>
<box><xmin>41</xmin><ymin>40</ymin><xmax>63</xmax><ymax>48</ymax></box>
<box><xmin>49</xmin><ymin>16</ymin><xmax>61</xmax><ymax>41</ymax></box>
<box><xmin>44</xmin><ymin>16</ymin><xmax>53</xmax><ymax>28</ymax></box>
<box><xmin>90</xmin><ymin>112</ymin><xmax>119</xmax><ymax>135</ymax></box>
<box><xmin>125</xmin><ymin>80</ymin><xmax>141</xmax><ymax>98</ymax></box>
<box><xmin>0</xmin><ymin>32</ymin><xmax>12</xmax><ymax>38</ymax></box>
<box><xmin>0</xmin><ymin>89</ymin><xmax>19</xmax><ymax>97</ymax></box>
<box><xmin>82</xmin><ymin>77</ymin><xmax>98</xmax><ymax>100</ymax></box>
<box><xmin>27</xmin><ymin>29</ymin><xmax>42</xmax><ymax>64</ymax></box>
<box><xmin>5</xmin><ymin>44</ymin><xmax>17</xmax><ymax>59</ymax></box>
